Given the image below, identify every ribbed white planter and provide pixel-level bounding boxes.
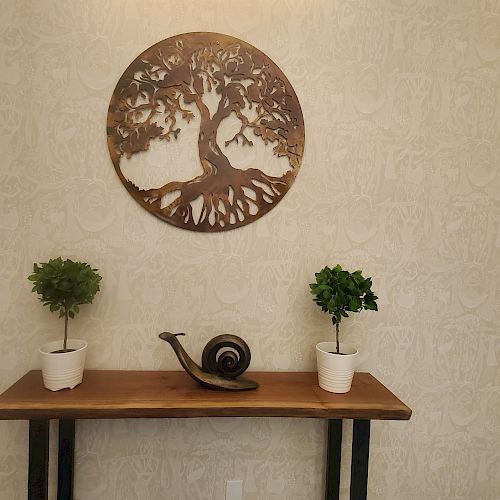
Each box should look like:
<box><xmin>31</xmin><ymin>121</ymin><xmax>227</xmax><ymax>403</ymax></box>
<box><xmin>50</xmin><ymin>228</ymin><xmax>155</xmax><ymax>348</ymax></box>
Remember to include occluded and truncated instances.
<box><xmin>316</xmin><ymin>342</ymin><xmax>358</xmax><ymax>393</ymax></box>
<box><xmin>39</xmin><ymin>339</ymin><xmax>87</xmax><ymax>391</ymax></box>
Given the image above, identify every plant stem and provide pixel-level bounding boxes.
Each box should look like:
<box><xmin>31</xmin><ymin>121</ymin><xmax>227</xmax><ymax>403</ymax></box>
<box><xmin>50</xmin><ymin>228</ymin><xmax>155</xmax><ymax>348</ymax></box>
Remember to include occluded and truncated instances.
<box><xmin>336</xmin><ymin>322</ymin><xmax>340</xmax><ymax>354</ymax></box>
<box><xmin>63</xmin><ymin>311</ymin><xmax>68</xmax><ymax>351</ymax></box>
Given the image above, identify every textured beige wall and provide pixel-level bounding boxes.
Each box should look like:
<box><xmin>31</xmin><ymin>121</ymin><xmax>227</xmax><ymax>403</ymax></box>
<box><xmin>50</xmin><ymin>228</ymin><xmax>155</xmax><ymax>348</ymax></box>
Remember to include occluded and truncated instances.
<box><xmin>1</xmin><ymin>0</ymin><xmax>499</xmax><ymax>499</ymax></box>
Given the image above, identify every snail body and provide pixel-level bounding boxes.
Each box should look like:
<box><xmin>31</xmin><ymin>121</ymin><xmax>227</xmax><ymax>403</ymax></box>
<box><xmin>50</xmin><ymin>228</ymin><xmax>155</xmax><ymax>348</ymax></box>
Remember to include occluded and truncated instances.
<box><xmin>159</xmin><ymin>332</ymin><xmax>259</xmax><ymax>391</ymax></box>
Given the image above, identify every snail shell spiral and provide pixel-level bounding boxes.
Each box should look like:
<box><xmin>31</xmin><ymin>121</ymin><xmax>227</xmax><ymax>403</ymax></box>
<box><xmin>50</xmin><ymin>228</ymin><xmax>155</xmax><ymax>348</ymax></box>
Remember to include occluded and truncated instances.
<box><xmin>201</xmin><ymin>334</ymin><xmax>251</xmax><ymax>379</ymax></box>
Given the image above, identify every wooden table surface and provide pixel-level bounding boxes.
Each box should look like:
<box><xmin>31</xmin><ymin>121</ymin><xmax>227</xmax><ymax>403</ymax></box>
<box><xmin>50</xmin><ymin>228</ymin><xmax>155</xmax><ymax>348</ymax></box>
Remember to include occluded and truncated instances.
<box><xmin>0</xmin><ymin>371</ymin><xmax>412</xmax><ymax>421</ymax></box>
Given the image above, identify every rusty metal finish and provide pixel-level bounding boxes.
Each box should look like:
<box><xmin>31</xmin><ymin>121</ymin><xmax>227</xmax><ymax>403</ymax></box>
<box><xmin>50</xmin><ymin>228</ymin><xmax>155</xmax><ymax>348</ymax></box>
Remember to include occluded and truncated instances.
<box><xmin>107</xmin><ymin>32</ymin><xmax>305</xmax><ymax>232</ymax></box>
<box><xmin>158</xmin><ymin>332</ymin><xmax>259</xmax><ymax>391</ymax></box>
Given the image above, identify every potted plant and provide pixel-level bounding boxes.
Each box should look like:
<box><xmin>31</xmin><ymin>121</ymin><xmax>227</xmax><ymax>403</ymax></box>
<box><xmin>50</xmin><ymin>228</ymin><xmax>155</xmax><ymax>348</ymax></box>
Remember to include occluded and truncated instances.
<box><xmin>310</xmin><ymin>264</ymin><xmax>378</xmax><ymax>393</ymax></box>
<box><xmin>28</xmin><ymin>257</ymin><xmax>102</xmax><ymax>391</ymax></box>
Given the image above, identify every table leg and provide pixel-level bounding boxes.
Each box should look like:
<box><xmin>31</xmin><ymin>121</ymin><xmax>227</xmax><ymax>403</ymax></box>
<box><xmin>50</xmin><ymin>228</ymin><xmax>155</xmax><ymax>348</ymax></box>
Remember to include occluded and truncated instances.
<box><xmin>28</xmin><ymin>419</ymin><xmax>50</xmax><ymax>500</ymax></box>
<box><xmin>325</xmin><ymin>419</ymin><xmax>342</xmax><ymax>500</ymax></box>
<box><xmin>57</xmin><ymin>420</ymin><xmax>75</xmax><ymax>500</ymax></box>
<box><xmin>350</xmin><ymin>419</ymin><xmax>371</xmax><ymax>500</ymax></box>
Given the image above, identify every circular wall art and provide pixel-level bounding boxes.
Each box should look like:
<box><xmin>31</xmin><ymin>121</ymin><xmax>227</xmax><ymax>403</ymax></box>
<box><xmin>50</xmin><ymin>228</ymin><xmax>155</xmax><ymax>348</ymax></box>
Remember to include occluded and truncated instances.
<box><xmin>107</xmin><ymin>32</ymin><xmax>305</xmax><ymax>232</ymax></box>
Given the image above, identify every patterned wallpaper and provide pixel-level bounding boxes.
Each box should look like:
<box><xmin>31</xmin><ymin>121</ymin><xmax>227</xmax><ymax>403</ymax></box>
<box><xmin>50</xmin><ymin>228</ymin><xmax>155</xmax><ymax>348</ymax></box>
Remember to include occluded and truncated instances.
<box><xmin>0</xmin><ymin>0</ymin><xmax>499</xmax><ymax>499</ymax></box>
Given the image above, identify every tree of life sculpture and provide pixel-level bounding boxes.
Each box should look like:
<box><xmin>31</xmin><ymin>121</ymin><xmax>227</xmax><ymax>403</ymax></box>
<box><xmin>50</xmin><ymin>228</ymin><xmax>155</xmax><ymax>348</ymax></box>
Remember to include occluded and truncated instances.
<box><xmin>107</xmin><ymin>32</ymin><xmax>305</xmax><ymax>232</ymax></box>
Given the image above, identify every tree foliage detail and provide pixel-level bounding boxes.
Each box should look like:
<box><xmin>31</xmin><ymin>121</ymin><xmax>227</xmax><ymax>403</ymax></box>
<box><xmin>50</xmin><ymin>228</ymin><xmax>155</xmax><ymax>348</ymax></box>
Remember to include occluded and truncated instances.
<box><xmin>28</xmin><ymin>257</ymin><xmax>102</xmax><ymax>351</ymax></box>
<box><xmin>310</xmin><ymin>265</ymin><xmax>378</xmax><ymax>354</ymax></box>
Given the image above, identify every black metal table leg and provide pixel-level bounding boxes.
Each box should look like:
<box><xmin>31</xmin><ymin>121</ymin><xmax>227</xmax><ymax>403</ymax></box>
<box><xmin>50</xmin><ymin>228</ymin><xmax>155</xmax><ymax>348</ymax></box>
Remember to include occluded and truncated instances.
<box><xmin>325</xmin><ymin>419</ymin><xmax>342</xmax><ymax>500</ymax></box>
<box><xmin>350</xmin><ymin>419</ymin><xmax>371</xmax><ymax>500</ymax></box>
<box><xmin>28</xmin><ymin>419</ymin><xmax>50</xmax><ymax>500</ymax></box>
<box><xmin>57</xmin><ymin>420</ymin><xmax>75</xmax><ymax>500</ymax></box>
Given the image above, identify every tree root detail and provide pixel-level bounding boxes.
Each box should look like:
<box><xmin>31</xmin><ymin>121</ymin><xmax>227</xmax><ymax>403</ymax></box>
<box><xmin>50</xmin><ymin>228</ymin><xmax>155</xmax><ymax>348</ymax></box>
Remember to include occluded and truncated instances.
<box><xmin>136</xmin><ymin>167</ymin><xmax>292</xmax><ymax>231</ymax></box>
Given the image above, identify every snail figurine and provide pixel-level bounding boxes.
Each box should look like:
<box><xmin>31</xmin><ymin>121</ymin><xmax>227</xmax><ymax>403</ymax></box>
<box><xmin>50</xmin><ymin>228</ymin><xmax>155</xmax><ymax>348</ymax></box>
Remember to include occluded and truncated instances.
<box><xmin>159</xmin><ymin>332</ymin><xmax>259</xmax><ymax>391</ymax></box>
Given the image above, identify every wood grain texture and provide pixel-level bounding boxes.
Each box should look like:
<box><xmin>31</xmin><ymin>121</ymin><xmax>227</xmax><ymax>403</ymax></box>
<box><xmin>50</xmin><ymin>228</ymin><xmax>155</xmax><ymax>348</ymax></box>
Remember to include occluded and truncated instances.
<box><xmin>0</xmin><ymin>371</ymin><xmax>411</xmax><ymax>421</ymax></box>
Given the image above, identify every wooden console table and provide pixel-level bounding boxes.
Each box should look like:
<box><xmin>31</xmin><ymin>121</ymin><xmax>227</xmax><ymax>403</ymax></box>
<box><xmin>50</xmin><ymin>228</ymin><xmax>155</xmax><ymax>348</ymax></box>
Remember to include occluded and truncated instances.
<box><xmin>0</xmin><ymin>371</ymin><xmax>411</xmax><ymax>500</ymax></box>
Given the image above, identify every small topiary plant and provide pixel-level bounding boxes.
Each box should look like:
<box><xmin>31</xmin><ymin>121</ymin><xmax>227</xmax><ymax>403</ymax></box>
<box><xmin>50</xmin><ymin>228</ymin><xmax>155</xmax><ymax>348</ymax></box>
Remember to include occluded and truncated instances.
<box><xmin>28</xmin><ymin>257</ymin><xmax>102</xmax><ymax>353</ymax></box>
<box><xmin>310</xmin><ymin>264</ymin><xmax>378</xmax><ymax>354</ymax></box>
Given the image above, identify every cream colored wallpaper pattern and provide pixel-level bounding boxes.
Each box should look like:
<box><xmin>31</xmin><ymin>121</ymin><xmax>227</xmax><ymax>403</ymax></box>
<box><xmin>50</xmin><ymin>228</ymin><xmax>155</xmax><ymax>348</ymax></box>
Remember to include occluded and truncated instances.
<box><xmin>1</xmin><ymin>0</ymin><xmax>499</xmax><ymax>499</ymax></box>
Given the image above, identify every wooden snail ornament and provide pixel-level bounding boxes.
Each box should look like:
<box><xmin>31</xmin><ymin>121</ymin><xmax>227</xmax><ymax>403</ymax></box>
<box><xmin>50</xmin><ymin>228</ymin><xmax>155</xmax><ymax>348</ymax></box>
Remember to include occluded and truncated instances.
<box><xmin>159</xmin><ymin>332</ymin><xmax>259</xmax><ymax>391</ymax></box>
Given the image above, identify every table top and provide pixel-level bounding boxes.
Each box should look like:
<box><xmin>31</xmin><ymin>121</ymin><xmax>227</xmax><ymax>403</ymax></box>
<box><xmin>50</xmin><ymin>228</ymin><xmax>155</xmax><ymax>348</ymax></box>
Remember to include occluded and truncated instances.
<box><xmin>0</xmin><ymin>370</ymin><xmax>411</xmax><ymax>421</ymax></box>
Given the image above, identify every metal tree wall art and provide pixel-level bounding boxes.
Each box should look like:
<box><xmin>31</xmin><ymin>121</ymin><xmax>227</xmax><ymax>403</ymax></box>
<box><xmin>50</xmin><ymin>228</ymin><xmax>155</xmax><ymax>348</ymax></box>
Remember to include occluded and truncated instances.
<box><xmin>107</xmin><ymin>32</ymin><xmax>305</xmax><ymax>232</ymax></box>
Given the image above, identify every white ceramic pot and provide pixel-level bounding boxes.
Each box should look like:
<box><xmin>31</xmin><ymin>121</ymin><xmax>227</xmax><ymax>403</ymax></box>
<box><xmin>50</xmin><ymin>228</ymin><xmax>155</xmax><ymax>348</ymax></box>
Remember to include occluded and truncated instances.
<box><xmin>39</xmin><ymin>339</ymin><xmax>87</xmax><ymax>391</ymax></box>
<box><xmin>316</xmin><ymin>342</ymin><xmax>358</xmax><ymax>393</ymax></box>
